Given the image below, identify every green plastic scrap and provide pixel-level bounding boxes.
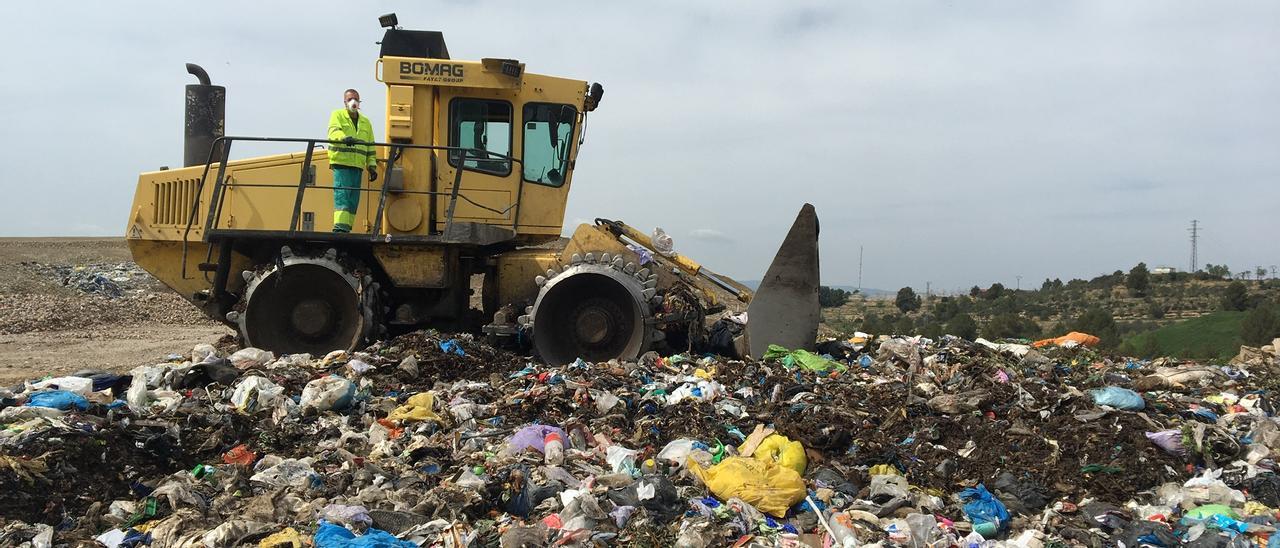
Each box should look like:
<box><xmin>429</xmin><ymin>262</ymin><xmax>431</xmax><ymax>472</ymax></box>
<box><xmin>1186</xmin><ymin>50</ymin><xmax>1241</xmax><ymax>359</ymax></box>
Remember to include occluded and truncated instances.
<box><xmin>124</xmin><ymin>496</ymin><xmax>158</xmax><ymax>528</ymax></box>
<box><xmin>763</xmin><ymin>345</ymin><xmax>848</xmax><ymax>373</ymax></box>
<box><xmin>1080</xmin><ymin>464</ymin><xmax>1123</xmax><ymax>474</ymax></box>
<box><xmin>711</xmin><ymin>439</ymin><xmax>726</xmax><ymax>464</ymax></box>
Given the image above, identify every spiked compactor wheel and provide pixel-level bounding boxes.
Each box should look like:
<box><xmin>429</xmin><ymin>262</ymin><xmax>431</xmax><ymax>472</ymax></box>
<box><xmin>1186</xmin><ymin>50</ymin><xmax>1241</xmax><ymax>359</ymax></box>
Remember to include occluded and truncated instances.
<box><xmin>227</xmin><ymin>247</ymin><xmax>380</xmax><ymax>356</ymax></box>
<box><xmin>523</xmin><ymin>252</ymin><xmax>661</xmax><ymax>365</ymax></box>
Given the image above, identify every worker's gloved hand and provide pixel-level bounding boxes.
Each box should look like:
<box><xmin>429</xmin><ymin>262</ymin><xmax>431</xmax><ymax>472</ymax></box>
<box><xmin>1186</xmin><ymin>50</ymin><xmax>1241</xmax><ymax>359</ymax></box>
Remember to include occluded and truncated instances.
<box><xmin>342</xmin><ymin>136</ymin><xmax>356</xmax><ymax>145</ymax></box>
<box><xmin>367</xmin><ymin>167</ymin><xmax>378</xmax><ymax>182</ymax></box>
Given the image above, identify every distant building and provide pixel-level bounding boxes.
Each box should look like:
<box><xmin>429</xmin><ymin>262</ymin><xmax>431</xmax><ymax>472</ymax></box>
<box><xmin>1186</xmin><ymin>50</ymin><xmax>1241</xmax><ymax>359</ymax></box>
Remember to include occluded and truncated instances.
<box><xmin>1152</xmin><ymin>266</ymin><xmax>1177</xmax><ymax>275</ymax></box>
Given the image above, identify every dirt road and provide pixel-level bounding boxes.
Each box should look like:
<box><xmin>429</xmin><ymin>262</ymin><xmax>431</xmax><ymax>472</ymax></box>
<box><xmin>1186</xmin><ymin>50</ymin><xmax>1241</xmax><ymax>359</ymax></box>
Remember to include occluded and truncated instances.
<box><xmin>0</xmin><ymin>237</ymin><xmax>232</xmax><ymax>383</ymax></box>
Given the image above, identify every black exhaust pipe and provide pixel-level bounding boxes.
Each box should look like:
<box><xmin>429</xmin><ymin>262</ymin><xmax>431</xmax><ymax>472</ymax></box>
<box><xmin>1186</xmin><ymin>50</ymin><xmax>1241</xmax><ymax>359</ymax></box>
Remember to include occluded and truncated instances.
<box><xmin>184</xmin><ymin>63</ymin><xmax>225</xmax><ymax>167</ymax></box>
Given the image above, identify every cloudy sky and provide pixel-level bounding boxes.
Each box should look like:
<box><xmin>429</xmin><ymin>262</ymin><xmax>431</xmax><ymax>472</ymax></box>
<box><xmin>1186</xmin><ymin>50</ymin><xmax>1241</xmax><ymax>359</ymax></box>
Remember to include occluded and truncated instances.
<box><xmin>3</xmin><ymin>1</ymin><xmax>1276</xmax><ymax>292</ymax></box>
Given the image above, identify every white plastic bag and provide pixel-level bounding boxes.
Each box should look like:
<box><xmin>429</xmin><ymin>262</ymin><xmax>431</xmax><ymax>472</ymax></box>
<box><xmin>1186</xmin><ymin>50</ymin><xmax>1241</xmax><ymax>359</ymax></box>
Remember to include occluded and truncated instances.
<box><xmin>192</xmin><ymin>343</ymin><xmax>219</xmax><ymax>362</ymax></box>
<box><xmin>651</xmin><ymin>227</ymin><xmax>674</xmax><ymax>255</ymax></box>
<box><xmin>299</xmin><ymin>376</ymin><xmax>357</xmax><ymax>412</ymax></box>
<box><xmin>29</xmin><ymin>376</ymin><xmax>95</xmax><ymax>395</ymax></box>
<box><xmin>230</xmin><ymin>347</ymin><xmax>275</xmax><ymax>369</ymax></box>
<box><xmin>398</xmin><ymin>355</ymin><xmax>419</xmax><ymax>376</ymax></box>
<box><xmin>126</xmin><ymin>377</ymin><xmax>150</xmax><ymax>413</ymax></box>
<box><xmin>317</xmin><ymin>504</ymin><xmax>372</xmax><ymax>526</ymax></box>
<box><xmin>455</xmin><ymin>469</ymin><xmax>486</xmax><ymax>489</ymax></box>
<box><xmin>869</xmin><ymin>474</ymin><xmax>910</xmax><ymax>500</ymax></box>
<box><xmin>606</xmin><ymin>445</ymin><xmax>639</xmax><ymax>474</ymax></box>
<box><xmin>658</xmin><ymin>439</ymin><xmax>699</xmax><ymax>466</ymax></box>
<box><xmin>592</xmin><ymin>389</ymin><xmax>622</xmax><ymax>413</ymax></box>
<box><xmin>230</xmin><ymin>376</ymin><xmax>285</xmax><ymax>413</ymax></box>
<box><xmin>250</xmin><ymin>457</ymin><xmax>316</xmax><ymax>487</ymax></box>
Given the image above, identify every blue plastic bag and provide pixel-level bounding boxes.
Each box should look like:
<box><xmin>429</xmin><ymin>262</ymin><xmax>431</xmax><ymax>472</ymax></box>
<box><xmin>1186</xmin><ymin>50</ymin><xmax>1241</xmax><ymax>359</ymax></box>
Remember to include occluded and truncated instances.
<box><xmin>1090</xmin><ymin>387</ymin><xmax>1145</xmax><ymax>410</ymax></box>
<box><xmin>440</xmin><ymin>339</ymin><xmax>466</xmax><ymax>357</ymax></box>
<box><xmin>314</xmin><ymin>521</ymin><xmax>416</xmax><ymax>547</ymax></box>
<box><xmin>959</xmin><ymin>484</ymin><xmax>1010</xmax><ymax>533</ymax></box>
<box><xmin>26</xmin><ymin>390</ymin><xmax>89</xmax><ymax>411</ymax></box>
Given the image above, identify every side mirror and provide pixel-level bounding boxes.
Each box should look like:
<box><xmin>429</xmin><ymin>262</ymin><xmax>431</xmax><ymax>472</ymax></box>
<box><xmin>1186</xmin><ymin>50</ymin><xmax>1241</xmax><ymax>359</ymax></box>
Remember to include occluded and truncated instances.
<box><xmin>585</xmin><ymin>83</ymin><xmax>604</xmax><ymax>112</ymax></box>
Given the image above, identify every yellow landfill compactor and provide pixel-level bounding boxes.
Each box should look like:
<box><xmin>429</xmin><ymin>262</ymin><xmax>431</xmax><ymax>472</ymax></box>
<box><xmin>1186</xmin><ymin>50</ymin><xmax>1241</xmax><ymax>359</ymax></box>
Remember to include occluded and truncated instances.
<box><xmin>124</xmin><ymin>17</ymin><xmax>820</xmax><ymax>364</ymax></box>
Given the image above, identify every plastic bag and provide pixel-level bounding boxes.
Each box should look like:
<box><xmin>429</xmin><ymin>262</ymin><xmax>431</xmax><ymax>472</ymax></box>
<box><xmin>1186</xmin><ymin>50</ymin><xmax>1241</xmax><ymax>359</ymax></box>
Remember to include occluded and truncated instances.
<box><xmin>259</xmin><ymin>528</ymin><xmax>304</xmax><ymax>548</ymax></box>
<box><xmin>202</xmin><ymin>520</ymin><xmax>272</xmax><ymax>547</ymax></box>
<box><xmin>439</xmin><ymin>339</ymin><xmax>465</xmax><ymax>356</ymax></box>
<box><xmin>606</xmin><ymin>445</ymin><xmax>640</xmax><ymax>474</ymax></box>
<box><xmin>30</xmin><ymin>376</ymin><xmax>95</xmax><ymax>395</ymax></box>
<box><xmin>743</xmin><ymin>434</ymin><xmax>807</xmax><ymax>475</ymax></box>
<box><xmin>299</xmin><ymin>376</ymin><xmax>357</xmax><ymax>412</ymax></box>
<box><xmin>222</xmin><ymin>444</ymin><xmax>258</xmax><ymax>466</ymax></box>
<box><xmin>192</xmin><ymin>343</ymin><xmax>219</xmax><ymax>362</ymax></box>
<box><xmin>658</xmin><ymin>439</ymin><xmax>703</xmax><ymax>465</ymax></box>
<box><xmin>386</xmin><ymin>392</ymin><xmax>442</xmax><ymax>423</ymax></box>
<box><xmin>651</xmin><ymin>227</ymin><xmax>674</xmax><ymax>255</ymax></box>
<box><xmin>959</xmin><ymin>484</ymin><xmax>1010</xmax><ymax>533</ymax></box>
<box><xmin>504</xmin><ymin>424</ymin><xmax>566</xmax><ymax>454</ymax></box>
<box><xmin>313</xmin><ymin>521</ymin><xmax>416</xmax><ymax>548</ymax></box>
<box><xmin>1173</xmin><ymin>469</ymin><xmax>1247</xmax><ymax>506</ymax></box>
<box><xmin>1184</xmin><ymin>504</ymin><xmax>1240</xmax><ymax>520</ymax></box>
<box><xmin>1090</xmin><ymin>387</ymin><xmax>1145</xmax><ymax>410</ymax></box>
<box><xmin>870</xmin><ymin>474</ymin><xmax>910</xmax><ymax>500</ymax></box>
<box><xmin>250</xmin><ymin>458</ymin><xmax>316</xmax><ymax>487</ymax></box>
<box><xmin>688</xmin><ymin>456</ymin><xmax>806</xmax><ymax>516</ymax></box>
<box><xmin>26</xmin><ymin>390</ymin><xmax>89</xmax><ymax>411</ymax></box>
<box><xmin>229</xmin><ymin>347</ymin><xmax>275</xmax><ymax>369</ymax></box>
<box><xmin>397</xmin><ymin>355</ymin><xmax>419</xmax><ymax>377</ymax></box>
<box><xmin>592</xmin><ymin>389</ymin><xmax>622</xmax><ymax>413</ymax></box>
<box><xmin>665</xmin><ymin>381</ymin><xmax>724</xmax><ymax>405</ymax></box>
<box><xmin>763</xmin><ymin>345</ymin><xmax>847</xmax><ymax>373</ymax></box>
<box><xmin>318</xmin><ymin>504</ymin><xmax>372</xmax><ymax>526</ymax></box>
<box><xmin>347</xmin><ymin>359</ymin><xmax>374</xmax><ymax>375</ymax></box>
<box><xmin>230</xmin><ymin>376</ymin><xmax>285</xmax><ymax>414</ymax></box>
<box><xmin>1145</xmin><ymin>430</ymin><xmax>1186</xmax><ymax>456</ymax></box>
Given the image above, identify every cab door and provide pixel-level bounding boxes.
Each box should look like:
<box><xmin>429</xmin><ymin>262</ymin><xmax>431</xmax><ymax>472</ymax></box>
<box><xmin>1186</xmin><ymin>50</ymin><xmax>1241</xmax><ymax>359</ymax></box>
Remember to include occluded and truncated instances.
<box><xmin>433</xmin><ymin>90</ymin><xmax>521</xmax><ymax>231</ymax></box>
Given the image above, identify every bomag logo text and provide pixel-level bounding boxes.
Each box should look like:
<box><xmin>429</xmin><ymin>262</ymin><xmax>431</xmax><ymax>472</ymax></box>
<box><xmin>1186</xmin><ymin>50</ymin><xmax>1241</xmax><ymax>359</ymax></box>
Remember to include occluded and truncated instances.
<box><xmin>399</xmin><ymin>62</ymin><xmax>465</xmax><ymax>81</ymax></box>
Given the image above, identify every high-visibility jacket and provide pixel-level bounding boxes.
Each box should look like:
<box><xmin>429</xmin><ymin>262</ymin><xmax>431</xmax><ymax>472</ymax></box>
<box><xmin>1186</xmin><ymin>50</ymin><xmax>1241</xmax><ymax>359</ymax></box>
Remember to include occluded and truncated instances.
<box><xmin>327</xmin><ymin>108</ymin><xmax>377</xmax><ymax>169</ymax></box>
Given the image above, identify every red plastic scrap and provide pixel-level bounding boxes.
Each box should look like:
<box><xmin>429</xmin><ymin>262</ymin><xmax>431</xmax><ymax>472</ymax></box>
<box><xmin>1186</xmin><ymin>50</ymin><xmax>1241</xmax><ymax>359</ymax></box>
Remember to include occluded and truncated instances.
<box><xmin>222</xmin><ymin>444</ymin><xmax>258</xmax><ymax>466</ymax></box>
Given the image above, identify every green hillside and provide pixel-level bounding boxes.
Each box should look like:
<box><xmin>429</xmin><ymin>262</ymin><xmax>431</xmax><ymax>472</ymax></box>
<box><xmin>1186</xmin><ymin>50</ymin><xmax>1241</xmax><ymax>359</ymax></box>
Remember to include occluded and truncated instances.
<box><xmin>819</xmin><ymin>270</ymin><xmax>1280</xmax><ymax>360</ymax></box>
<box><xmin>1119</xmin><ymin>311</ymin><xmax>1244</xmax><ymax>360</ymax></box>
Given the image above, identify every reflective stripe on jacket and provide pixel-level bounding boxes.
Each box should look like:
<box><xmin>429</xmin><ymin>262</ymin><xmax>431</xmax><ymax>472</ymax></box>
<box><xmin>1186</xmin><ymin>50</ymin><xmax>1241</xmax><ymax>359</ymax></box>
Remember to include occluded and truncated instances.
<box><xmin>327</xmin><ymin>108</ymin><xmax>377</xmax><ymax>169</ymax></box>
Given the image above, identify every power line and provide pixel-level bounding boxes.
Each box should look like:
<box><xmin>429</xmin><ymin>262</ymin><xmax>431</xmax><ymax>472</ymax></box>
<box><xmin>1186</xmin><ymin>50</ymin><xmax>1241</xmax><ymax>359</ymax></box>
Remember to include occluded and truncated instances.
<box><xmin>857</xmin><ymin>245</ymin><xmax>863</xmax><ymax>292</ymax></box>
<box><xmin>1188</xmin><ymin>220</ymin><xmax>1200</xmax><ymax>272</ymax></box>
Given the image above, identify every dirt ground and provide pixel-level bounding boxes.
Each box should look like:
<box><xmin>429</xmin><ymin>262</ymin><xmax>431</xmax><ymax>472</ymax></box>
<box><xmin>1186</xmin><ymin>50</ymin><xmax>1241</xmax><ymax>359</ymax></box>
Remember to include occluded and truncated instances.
<box><xmin>0</xmin><ymin>238</ymin><xmax>231</xmax><ymax>384</ymax></box>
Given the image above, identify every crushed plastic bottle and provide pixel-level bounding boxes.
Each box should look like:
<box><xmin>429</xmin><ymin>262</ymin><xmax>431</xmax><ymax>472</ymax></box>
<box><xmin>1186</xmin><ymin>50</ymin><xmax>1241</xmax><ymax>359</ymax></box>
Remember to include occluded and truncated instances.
<box><xmin>544</xmin><ymin>431</ymin><xmax>564</xmax><ymax>465</ymax></box>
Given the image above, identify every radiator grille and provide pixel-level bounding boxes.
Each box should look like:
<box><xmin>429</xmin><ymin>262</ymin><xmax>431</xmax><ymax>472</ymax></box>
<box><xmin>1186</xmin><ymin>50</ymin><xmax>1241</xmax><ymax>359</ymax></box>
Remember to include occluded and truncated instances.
<box><xmin>152</xmin><ymin>179</ymin><xmax>200</xmax><ymax>226</ymax></box>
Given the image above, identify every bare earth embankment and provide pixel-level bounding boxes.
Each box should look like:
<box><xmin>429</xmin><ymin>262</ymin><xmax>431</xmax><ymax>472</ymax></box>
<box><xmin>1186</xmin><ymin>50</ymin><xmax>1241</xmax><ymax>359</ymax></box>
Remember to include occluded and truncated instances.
<box><xmin>0</xmin><ymin>237</ymin><xmax>231</xmax><ymax>383</ymax></box>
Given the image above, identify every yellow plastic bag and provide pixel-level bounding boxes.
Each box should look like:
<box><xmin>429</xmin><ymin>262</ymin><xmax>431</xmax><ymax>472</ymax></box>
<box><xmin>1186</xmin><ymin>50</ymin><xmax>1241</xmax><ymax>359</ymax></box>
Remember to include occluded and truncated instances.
<box><xmin>868</xmin><ymin>464</ymin><xmax>902</xmax><ymax>477</ymax></box>
<box><xmin>1242</xmin><ymin>501</ymin><xmax>1273</xmax><ymax>517</ymax></box>
<box><xmin>742</xmin><ymin>434</ymin><xmax>807</xmax><ymax>475</ymax></box>
<box><xmin>259</xmin><ymin>527</ymin><xmax>304</xmax><ymax>548</ymax></box>
<box><xmin>688</xmin><ymin>456</ymin><xmax>806</xmax><ymax>516</ymax></box>
<box><xmin>387</xmin><ymin>392</ymin><xmax>442</xmax><ymax>423</ymax></box>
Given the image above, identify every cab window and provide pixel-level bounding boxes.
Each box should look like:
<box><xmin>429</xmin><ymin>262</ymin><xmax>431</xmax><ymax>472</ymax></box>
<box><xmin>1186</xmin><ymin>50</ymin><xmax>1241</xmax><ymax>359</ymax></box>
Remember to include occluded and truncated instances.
<box><xmin>448</xmin><ymin>98</ymin><xmax>512</xmax><ymax>176</ymax></box>
<box><xmin>522</xmin><ymin>103</ymin><xmax>576</xmax><ymax>187</ymax></box>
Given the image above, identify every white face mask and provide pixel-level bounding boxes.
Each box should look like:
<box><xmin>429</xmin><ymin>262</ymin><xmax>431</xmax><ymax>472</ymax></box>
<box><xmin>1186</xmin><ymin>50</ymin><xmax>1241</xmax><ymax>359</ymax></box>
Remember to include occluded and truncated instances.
<box><xmin>346</xmin><ymin>98</ymin><xmax>360</xmax><ymax>111</ymax></box>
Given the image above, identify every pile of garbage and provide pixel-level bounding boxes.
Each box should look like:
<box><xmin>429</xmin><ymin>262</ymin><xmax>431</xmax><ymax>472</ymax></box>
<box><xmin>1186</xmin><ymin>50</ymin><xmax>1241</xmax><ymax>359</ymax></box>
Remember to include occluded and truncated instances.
<box><xmin>3</xmin><ymin>330</ymin><xmax>1280</xmax><ymax>547</ymax></box>
<box><xmin>28</xmin><ymin>262</ymin><xmax>151</xmax><ymax>298</ymax></box>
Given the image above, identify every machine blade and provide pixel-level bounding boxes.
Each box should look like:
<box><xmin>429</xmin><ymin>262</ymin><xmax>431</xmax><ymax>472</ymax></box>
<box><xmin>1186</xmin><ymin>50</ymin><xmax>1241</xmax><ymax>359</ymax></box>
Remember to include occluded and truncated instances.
<box><xmin>746</xmin><ymin>203</ymin><xmax>820</xmax><ymax>358</ymax></box>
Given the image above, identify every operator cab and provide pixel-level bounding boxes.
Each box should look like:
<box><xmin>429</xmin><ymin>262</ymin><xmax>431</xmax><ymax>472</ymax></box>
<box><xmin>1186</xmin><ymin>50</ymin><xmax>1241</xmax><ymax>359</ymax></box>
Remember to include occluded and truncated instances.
<box><xmin>372</xmin><ymin>17</ymin><xmax>604</xmax><ymax>243</ymax></box>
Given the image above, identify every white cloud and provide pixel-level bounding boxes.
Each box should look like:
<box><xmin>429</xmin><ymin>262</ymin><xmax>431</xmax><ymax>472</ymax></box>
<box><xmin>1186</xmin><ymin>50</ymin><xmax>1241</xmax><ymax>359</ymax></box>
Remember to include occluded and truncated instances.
<box><xmin>689</xmin><ymin>228</ymin><xmax>732</xmax><ymax>242</ymax></box>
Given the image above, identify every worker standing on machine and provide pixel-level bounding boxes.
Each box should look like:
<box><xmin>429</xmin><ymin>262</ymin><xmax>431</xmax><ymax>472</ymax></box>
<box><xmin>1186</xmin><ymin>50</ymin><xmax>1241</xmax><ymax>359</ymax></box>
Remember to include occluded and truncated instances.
<box><xmin>327</xmin><ymin>89</ymin><xmax>378</xmax><ymax>233</ymax></box>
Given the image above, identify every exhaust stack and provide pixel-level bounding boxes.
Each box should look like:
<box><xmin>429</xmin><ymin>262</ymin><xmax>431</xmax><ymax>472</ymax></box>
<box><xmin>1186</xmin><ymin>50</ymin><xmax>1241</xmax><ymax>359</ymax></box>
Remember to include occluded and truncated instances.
<box><xmin>183</xmin><ymin>63</ymin><xmax>225</xmax><ymax>167</ymax></box>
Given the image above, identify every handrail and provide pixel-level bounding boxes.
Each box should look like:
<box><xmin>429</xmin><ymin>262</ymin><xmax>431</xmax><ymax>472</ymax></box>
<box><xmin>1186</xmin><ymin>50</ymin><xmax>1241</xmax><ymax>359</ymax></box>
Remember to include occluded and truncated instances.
<box><xmin>180</xmin><ymin>136</ymin><xmax>525</xmax><ymax>275</ymax></box>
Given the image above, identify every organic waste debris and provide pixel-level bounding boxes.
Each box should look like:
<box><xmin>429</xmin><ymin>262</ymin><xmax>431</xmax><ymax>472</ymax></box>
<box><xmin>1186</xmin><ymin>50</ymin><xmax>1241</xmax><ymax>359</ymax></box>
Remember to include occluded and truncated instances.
<box><xmin>2</xmin><ymin>331</ymin><xmax>1280</xmax><ymax>547</ymax></box>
